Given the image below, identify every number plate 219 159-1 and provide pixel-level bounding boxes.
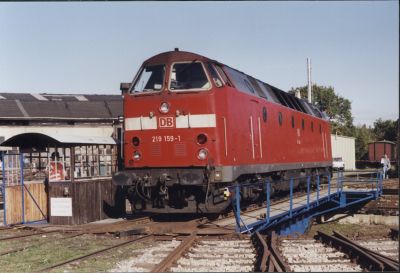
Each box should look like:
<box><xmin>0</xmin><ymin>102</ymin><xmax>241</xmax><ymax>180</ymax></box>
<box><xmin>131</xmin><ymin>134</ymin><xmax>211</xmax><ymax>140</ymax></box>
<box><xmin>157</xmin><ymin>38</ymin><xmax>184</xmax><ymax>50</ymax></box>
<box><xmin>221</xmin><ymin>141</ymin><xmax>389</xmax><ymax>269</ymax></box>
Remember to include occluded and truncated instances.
<box><xmin>152</xmin><ymin>136</ymin><xmax>181</xmax><ymax>142</ymax></box>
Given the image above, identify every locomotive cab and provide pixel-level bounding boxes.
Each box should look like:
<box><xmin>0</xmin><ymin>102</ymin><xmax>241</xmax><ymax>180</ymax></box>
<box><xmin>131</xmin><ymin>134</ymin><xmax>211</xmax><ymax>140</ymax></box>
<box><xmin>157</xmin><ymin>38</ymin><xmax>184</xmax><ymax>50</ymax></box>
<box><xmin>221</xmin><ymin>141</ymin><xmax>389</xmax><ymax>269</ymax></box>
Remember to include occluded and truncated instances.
<box><xmin>114</xmin><ymin>51</ymin><xmax>229</xmax><ymax>213</ymax></box>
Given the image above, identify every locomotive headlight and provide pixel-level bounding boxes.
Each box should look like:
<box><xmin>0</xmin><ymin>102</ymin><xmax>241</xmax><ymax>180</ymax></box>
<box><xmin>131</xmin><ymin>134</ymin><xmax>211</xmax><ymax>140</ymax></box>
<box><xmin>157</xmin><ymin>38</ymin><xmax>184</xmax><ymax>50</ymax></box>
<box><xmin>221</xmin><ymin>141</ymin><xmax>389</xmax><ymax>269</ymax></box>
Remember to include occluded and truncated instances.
<box><xmin>197</xmin><ymin>148</ymin><xmax>208</xmax><ymax>160</ymax></box>
<box><xmin>132</xmin><ymin>136</ymin><xmax>140</xmax><ymax>147</ymax></box>
<box><xmin>159</xmin><ymin>102</ymin><xmax>170</xmax><ymax>114</ymax></box>
<box><xmin>133</xmin><ymin>151</ymin><xmax>141</xmax><ymax>160</ymax></box>
<box><xmin>197</xmin><ymin>133</ymin><xmax>208</xmax><ymax>145</ymax></box>
<box><xmin>214</xmin><ymin>171</ymin><xmax>222</xmax><ymax>181</ymax></box>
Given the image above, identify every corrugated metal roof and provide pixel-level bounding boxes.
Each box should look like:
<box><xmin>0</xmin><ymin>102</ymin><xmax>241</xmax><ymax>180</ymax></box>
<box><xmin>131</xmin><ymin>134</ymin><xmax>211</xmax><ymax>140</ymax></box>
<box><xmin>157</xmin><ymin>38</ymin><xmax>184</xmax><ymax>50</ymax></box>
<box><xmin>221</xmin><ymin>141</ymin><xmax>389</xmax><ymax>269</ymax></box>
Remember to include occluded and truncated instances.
<box><xmin>0</xmin><ymin>93</ymin><xmax>123</xmax><ymax>120</ymax></box>
<box><xmin>1</xmin><ymin>132</ymin><xmax>116</xmax><ymax>147</ymax></box>
<box><xmin>0</xmin><ymin>100</ymin><xmax>25</xmax><ymax>117</ymax></box>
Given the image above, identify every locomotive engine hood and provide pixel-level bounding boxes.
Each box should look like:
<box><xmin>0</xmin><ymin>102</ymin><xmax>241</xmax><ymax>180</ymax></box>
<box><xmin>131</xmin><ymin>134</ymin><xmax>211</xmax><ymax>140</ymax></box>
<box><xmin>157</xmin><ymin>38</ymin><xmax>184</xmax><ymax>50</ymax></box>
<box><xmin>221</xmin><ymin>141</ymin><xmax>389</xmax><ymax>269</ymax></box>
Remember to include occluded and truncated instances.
<box><xmin>122</xmin><ymin>50</ymin><xmax>223</xmax><ymax>170</ymax></box>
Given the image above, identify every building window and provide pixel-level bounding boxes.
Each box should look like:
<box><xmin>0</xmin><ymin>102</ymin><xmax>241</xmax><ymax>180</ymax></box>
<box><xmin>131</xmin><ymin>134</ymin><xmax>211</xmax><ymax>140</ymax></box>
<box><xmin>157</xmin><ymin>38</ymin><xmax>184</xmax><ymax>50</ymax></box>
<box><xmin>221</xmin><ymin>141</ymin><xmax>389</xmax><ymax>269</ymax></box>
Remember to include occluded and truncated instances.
<box><xmin>278</xmin><ymin>112</ymin><xmax>283</xmax><ymax>126</ymax></box>
<box><xmin>311</xmin><ymin>121</ymin><xmax>314</xmax><ymax>132</ymax></box>
<box><xmin>291</xmin><ymin>116</ymin><xmax>295</xmax><ymax>128</ymax></box>
<box><xmin>302</xmin><ymin>119</ymin><xmax>305</xmax><ymax>130</ymax></box>
<box><xmin>74</xmin><ymin>145</ymin><xmax>114</xmax><ymax>179</ymax></box>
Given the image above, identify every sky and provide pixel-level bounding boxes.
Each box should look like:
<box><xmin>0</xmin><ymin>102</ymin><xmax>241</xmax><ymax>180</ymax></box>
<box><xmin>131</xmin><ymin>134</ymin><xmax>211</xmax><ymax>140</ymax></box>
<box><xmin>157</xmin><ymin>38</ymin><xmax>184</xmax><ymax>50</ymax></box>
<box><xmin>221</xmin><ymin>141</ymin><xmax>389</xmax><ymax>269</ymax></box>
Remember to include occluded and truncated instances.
<box><xmin>0</xmin><ymin>1</ymin><xmax>398</xmax><ymax>126</ymax></box>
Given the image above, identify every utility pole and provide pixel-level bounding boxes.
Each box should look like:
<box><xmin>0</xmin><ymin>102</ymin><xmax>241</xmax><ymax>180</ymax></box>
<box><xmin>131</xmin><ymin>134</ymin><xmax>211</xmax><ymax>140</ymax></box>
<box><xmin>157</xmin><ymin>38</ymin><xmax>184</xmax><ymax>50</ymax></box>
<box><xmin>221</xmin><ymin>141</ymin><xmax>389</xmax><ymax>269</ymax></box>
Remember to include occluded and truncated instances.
<box><xmin>307</xmin><ymin>58</ymin><xmax>312</xmax><ymax>104</ymax></box>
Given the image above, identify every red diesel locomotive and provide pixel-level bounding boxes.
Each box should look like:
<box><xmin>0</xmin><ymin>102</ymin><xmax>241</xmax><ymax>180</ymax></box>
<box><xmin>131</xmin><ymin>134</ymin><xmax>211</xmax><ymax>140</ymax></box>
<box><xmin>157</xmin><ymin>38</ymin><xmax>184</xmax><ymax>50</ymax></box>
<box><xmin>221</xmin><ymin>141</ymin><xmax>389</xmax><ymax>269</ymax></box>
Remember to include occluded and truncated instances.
<box><xmin>113</xmin><ymin>49</ymin><xmax>332</xmax><ymax>213</ymax></box>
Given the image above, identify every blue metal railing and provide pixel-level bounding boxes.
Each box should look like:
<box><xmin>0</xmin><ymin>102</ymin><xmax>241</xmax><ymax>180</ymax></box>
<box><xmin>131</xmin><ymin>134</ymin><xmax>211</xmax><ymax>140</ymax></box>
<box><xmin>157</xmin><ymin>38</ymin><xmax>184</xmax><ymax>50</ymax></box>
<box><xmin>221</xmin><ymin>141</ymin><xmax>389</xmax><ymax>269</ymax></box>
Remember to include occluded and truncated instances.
<box><xmin>228</xmin><ymin>170</ymin><xmax>383</xmax><ymax>234</ymax></box>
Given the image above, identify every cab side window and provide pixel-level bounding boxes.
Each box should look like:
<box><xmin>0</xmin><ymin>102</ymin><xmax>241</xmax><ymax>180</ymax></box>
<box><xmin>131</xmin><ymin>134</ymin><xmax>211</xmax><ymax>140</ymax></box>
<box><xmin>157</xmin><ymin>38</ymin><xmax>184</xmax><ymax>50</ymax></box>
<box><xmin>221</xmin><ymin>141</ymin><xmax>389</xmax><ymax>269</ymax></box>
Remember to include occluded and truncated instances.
<box><xmin>223</xmin><ymin>66</ymin><xmax>257</xmax><ymax>95</ymax></box>
<box><xmin>207</xmin><ymin>63</ymin><xmax>223</xmax><ymax>87</ymax></box>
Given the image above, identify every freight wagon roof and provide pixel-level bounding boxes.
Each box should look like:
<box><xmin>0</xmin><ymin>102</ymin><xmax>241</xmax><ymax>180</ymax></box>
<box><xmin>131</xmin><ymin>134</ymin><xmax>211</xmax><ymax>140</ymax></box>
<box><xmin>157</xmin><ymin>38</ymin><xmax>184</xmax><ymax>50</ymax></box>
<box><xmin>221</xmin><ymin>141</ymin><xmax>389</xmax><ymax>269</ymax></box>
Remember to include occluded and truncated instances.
<box><xmin>368</xmin><ymin>140</ymin><xmax>396</xmax><ymax>145</ymax></box>
<box><xmin>0</xmin><ymin>93</ymin><xmax>123</xmax><ymax>121</ymax></box>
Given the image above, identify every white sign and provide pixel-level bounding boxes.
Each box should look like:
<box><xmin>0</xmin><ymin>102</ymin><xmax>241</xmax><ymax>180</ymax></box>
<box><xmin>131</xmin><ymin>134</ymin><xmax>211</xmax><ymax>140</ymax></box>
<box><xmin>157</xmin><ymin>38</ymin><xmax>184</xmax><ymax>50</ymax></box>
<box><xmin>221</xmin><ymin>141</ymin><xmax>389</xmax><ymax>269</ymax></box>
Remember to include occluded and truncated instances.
<box><xmin>50</xmin><ymin>198</ymin><xmax>72</xmax><ymax>217</ymax></box>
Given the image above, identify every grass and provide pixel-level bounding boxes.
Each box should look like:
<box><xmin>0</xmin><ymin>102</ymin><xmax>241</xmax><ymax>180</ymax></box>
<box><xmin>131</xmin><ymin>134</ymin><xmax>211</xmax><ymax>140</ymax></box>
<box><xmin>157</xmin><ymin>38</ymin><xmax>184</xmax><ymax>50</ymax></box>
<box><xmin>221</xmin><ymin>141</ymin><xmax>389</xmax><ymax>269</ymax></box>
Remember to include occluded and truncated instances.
<box><xmin>0</xmin><ymin>233</ymin><xmax>65</xmax><ymax>254</ymax></box>
<box><xmin>0</xmin><ymin>234</ymin><xmax>128</xmax><ymax>273</ymax></box>
<box><xmin>307</xmin><ymin>221</ymin><xmax>392</xmax><ymax>239</ymax></box>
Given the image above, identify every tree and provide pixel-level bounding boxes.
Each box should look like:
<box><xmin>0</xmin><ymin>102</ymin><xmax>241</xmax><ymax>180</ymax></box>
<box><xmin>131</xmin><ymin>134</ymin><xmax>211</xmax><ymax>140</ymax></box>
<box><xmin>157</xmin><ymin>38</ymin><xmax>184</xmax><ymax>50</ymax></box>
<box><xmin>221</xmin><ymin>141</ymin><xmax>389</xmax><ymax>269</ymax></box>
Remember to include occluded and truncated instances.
<box><xmin>372</xmin><ymin>118</ymin><xmax>398</xmax><ymax>142</ymax></box>
<box><xmin>354</xmin><ymin>125</ymin><xmax>375</xmax><ymax>160</ymax></box>
<box><xmin>289</xmin><ymin>84</ymin><xmax>354</xmax><ymax>136</ymax></box>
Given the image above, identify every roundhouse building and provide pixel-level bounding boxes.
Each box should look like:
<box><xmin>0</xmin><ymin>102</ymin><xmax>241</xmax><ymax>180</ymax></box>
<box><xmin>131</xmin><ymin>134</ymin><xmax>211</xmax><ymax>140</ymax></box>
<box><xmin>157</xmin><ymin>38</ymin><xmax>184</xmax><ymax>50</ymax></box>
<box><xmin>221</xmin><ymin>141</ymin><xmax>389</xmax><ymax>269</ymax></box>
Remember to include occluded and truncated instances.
<box><xmin>0</xmin><ymin>92</ymin><xmax>124</xmax><ymax>226</ymax></box>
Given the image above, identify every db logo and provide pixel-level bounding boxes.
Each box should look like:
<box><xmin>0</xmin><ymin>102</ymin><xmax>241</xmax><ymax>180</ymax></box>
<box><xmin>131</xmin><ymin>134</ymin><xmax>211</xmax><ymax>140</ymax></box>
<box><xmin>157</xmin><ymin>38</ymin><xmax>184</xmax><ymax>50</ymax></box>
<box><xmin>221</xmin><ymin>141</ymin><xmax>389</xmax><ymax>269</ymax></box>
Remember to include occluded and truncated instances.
<box><xmin>159</xmin><ymin>117</ymin><xmax>174</xmax><ymax>128</ymax></box>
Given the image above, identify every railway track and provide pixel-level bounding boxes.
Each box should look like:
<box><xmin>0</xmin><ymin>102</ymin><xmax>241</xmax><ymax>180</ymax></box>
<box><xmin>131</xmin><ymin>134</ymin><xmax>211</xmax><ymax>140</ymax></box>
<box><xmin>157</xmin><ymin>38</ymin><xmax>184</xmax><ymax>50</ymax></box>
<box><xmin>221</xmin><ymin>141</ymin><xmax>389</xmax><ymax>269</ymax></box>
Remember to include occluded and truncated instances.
<box><xmin>167</xmin><ymin>235</ymin><xmax>256</xmax><ymax>272</ymax></box>
<box><xmin>279</xmin><ymin>237</ymin><xmax>363</xmax><ymax>272</ymax></box>
<box><xmin>111</xmin><ymin>232</ymin><xmax>271</xmax><ymax>272</ymax></box>
<box><xmin>316</xmin><ymin>231</ymin><xmax>399</xmax><ymax>272</ymax></box>
<box><xmin>354</xmin><ymin>239</ymin><xmax>399</xmax><ymax>262</ymax></box>
<box><xmin>278</xmin><ymin>230</ymin><xmax>399</xmax><ymax>272</ymax></box>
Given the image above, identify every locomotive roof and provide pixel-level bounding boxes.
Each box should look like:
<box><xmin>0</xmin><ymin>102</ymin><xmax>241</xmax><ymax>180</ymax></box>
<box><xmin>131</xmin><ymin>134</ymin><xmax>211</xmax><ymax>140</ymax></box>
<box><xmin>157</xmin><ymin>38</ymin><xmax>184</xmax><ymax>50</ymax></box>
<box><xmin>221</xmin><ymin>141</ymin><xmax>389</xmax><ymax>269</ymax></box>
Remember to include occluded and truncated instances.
<box><xmin>144</xmin><ymin>50</ymin><xmax>212</xmax><ymax>64</ymax></box>
<box><xmin>142</xmin><ymin>50</ymin><xmax>327</xmax><ymax>120</ymax></box>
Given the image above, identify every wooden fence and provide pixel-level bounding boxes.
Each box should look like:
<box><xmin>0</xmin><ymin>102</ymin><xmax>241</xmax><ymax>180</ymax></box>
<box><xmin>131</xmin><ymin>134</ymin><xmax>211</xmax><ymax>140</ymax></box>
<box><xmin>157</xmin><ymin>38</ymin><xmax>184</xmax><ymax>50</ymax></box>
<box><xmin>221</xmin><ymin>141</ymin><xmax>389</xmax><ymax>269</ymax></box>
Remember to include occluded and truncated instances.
<box><xmin>4</xmin><ymin>182</ymin><xmax>47</xmax><ymax>225</ymax></box>
<box><xmin>48</xmin><ymin>178</ymin><xmax>125</xmax><ymax>225</ymax></box>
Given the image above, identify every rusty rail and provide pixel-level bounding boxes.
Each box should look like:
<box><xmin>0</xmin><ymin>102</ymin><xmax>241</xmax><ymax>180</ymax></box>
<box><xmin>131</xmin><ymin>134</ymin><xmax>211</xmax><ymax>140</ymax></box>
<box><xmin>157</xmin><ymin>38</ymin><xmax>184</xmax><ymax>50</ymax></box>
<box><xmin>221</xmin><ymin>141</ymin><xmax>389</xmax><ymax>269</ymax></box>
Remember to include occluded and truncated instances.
<box><xmin>269</xmin><ymin>232</ymin><xmax>290</xmax><ymax>272</ymax></box>
<box><xmin>251</xmin><ymin>232</ymin><xmax>289</xmax><ymax>272</ymax></box>
<box><xmin>0</xmin><ymin>230</ymin><xmax>58</xmax><ymax>241</ymax></box>
<box><xmin>252</xmin><ymin>232</ymin><xmax>269</xmax><ymax>272</ymax></box>
<box><xmin>151</xmin><ymin>231</ymin><xmax>197</xmax><ymax>272</ymax></box>
<box><xmin>316</xmin><ymin>231</ymin><xmax>385</xmax><ymax>271</ymax></box>
<box><xmin>333</xmin><ymin>231</ymin><xmax>399</xmax><ymax>272</ymax></box>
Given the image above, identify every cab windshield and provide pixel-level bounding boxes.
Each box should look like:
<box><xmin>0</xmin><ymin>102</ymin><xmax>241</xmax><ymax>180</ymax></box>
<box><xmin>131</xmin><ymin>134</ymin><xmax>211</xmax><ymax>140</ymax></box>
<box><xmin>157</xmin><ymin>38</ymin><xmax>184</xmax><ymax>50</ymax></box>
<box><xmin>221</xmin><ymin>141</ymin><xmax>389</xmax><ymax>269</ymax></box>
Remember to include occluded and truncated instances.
<box><xmin>169</xmin><ymin>61</ymin><xmax>211</xmax><ymax>91</ymax></box>
<box><xmin>131</xmin><ymin>64</ymin><xmax>165</xmax><ymax>93</ymax></box>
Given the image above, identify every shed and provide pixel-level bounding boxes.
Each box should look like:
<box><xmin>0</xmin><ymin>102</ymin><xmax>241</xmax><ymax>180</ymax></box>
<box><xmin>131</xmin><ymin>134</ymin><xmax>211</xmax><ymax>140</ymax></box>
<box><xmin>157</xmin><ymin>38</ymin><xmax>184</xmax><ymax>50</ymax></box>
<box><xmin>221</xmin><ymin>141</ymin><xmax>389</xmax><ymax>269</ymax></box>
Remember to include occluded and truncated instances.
<box><xmin>330</xmin><ymin>134</ymin><xmax>356</xmax><ymax>170</ymax></box>
<box><xmin>1</xmin><ymin>132</ymin><xmax>125</xmax><ymax>226</ymax></box>
<box><xmin>0</xmin><ymin>92</ymin><xmax>124</xmax><ymax>226</ymax></box>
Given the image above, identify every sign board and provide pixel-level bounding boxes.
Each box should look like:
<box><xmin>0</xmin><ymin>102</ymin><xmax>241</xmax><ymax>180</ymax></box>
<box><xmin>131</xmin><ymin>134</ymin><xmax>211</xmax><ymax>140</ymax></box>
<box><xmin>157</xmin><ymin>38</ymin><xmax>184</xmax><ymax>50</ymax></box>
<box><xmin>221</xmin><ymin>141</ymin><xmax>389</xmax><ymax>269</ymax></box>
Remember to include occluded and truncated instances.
<box><xmin>50</xmin><ymin>197</ymin><xmax>72</xmax><ymax>217</ymax></box>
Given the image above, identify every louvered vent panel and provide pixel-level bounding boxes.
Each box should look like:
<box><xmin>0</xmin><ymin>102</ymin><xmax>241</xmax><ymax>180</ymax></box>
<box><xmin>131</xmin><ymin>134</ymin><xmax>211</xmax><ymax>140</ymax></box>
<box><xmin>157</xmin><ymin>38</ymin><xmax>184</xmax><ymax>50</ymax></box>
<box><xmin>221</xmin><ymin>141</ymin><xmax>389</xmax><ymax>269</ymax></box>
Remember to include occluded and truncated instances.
<box><xmin>151</xmin><ymin>143</ymin><xmax>162</xmax><ymax>156</ymax></box>
<box><xmin>174</xmin><ymin>143</ymin><xmax>186</xmax><ymax>157</ymax></box>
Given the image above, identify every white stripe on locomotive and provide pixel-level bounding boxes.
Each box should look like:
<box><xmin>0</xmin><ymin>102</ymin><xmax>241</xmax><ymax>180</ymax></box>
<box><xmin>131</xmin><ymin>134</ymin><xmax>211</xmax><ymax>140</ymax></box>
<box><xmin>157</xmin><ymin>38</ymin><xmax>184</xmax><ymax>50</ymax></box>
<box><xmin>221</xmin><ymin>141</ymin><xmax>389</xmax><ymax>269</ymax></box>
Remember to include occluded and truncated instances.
<box><xmin>125</xmin><ymin>114</ymin><xmax>216</xmax><ymax>130</ymax></box>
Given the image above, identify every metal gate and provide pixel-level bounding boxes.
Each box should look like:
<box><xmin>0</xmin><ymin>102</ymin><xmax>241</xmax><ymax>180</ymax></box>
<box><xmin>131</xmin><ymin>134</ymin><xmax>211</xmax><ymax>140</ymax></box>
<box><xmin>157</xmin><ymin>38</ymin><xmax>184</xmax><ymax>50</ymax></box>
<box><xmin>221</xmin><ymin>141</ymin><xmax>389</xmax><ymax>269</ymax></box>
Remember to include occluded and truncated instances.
<box><xmin>1</xmin><ymin>153</ymin><xmax>48</xmax><ymax>226</ymax></box>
